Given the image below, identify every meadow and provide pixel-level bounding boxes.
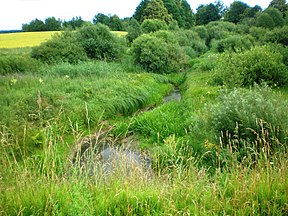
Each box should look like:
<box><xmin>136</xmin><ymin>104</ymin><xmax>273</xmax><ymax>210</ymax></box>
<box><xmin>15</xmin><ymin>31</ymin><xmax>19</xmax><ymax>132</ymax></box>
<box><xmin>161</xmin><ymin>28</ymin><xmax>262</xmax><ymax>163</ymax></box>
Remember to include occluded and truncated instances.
<box><xmin>0</xmin><ymin>26</ymin><xmax>288</xmax><ymax>215</ymax></box>
<box><xmin>0</xmin><ymin>31</ymin><xmax>127</xmax><ymax>49</ymax></box>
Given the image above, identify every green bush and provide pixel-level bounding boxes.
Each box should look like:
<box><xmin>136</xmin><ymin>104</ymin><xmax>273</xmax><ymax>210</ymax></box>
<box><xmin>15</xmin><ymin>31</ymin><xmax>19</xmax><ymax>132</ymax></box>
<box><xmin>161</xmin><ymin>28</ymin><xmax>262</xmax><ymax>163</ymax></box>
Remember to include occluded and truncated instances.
<box><xmin>206</xmin><ymin>21</ymin><xmax>237</xmax><ymax>45</ymax></box>
<box><xmin>211</xmin><ymin>35</ymin><xmax>255</xmax><ymax>53</ymax></box>
<box><xmin>76</xmin><ymin>24</ymin><xmax>123</xmax><ymax>60</ymax></box>
<box><xmin>212</xmin><ymin>45</ymin><xmax>288</xmax><ymax>87</ymax></box>
<box><xmin>0</xmin><ymin>54</ymin><xmax>41</xmax><ymax>75</ymax></box>
<box><xmin>193</xmin><ymin>25</ymin><xmax>209</xmax><ymax>44</ymax></box>
<box><xmin>264</xmin><ymin>25</ymin><xmax>288</xmax><ymax>46</ymax></box>
<box><xmin>173</xmin><ymin>30</ymin><xmax>208</xmax><ymax>56</ymax></box>
<box><xmin>131</xmin><ymin>34</ymin><xmax>188</xmax><ymax>73</ymax></box>
<box><xmin>208</xmin><ymin>86</ymin><xmax>288</xmax><ymax>152</ymax></box>
<box><xmin>249</xmin><ymin>26</ymin><xmax>267</xmax><ymax>42</ymax></box>
<box><xmin>31</xmin><ymin>31</ymin><xmax>88</xmax><ymax>64</ymax></box>
<box><xmin>126</xmin><ymin>18</ymin><xmax>142</xmax><ymax>43</ymax></box>
<box><xmin>257</xmin><ymin>7</ymin><xmax>285</xmax><ymax>29</ymax></box>
<box><xmin>190</xmin><ymin>53</ymin><xmax>219</xmax><ymax>71</ymax></box>
<box><xmin>140</xmin><ymin>19</ymin><xmax>168</xmax><ymax>33</ymax></box>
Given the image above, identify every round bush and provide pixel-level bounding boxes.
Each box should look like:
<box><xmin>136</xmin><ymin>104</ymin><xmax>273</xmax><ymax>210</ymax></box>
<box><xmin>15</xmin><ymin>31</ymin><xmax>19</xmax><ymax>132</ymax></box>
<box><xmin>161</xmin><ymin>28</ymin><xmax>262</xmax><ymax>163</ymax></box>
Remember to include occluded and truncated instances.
<box><xmin>211</xmin><ymin>35</ymin><xmax>255</xmax><ymax>53</ymax></box>
<box><xmin>213</xmin><ymin>45</ymin><xmax>288</xmax><ymax>87</ymax></box>
<box><xmin>131</xmin><ymin>34</ymin><xmax>187</xmax><ymax>73</ymax></box>
<box><xmin>141</xmin><ymin>19</ymin><xmax>168</xmax><ymax>33</ymax></box>
<box><xmin>31</xmin><ymin>32</ymin><xmax>88</xmax><ymax>64</ymax></box>
<box><xmin>76</xmin><ymin>24</ymin><xmax>123</xmax><ymax>61</ymax></box>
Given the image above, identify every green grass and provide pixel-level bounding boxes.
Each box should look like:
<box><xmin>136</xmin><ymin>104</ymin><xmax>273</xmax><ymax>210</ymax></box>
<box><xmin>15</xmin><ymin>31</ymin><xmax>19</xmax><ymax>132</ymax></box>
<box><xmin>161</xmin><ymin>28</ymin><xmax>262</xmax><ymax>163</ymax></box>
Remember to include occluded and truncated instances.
<box><xmin>1</xmin><ymin>57</ymin><xmax>288</xmax><ymax>215</ymax></box>
<box><xmin>0</xmin><ymin>61</ymin><xmax>172</xmax><ymax>157</ymax></box>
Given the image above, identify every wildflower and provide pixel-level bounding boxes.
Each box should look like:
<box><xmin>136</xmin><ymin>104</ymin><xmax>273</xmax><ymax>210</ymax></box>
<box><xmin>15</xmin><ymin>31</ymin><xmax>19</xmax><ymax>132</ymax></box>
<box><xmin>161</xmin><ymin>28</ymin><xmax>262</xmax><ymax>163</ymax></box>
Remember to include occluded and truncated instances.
<box><xmin>9</xmin><ymin>78</ymin><xmax>17</xmax><ymax>86</ymax></box>
<box><xmin>39</xmin><ymin>78</ymin><xmax>44</xmax><ymax>84</ymax></box>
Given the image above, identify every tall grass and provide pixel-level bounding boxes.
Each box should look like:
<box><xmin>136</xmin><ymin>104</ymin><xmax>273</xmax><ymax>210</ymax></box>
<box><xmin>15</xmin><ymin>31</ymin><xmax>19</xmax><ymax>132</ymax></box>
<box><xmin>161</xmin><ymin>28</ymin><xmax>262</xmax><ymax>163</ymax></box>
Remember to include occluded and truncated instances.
<box><xmin>0</xmin><ymin>61</ymin><xmax>172</xmax><ymax>156</ymax></box>
<box><xmin>1</xmin><ymin>122</ymin><xmax>287</xmax><ymax>215</ymax></box>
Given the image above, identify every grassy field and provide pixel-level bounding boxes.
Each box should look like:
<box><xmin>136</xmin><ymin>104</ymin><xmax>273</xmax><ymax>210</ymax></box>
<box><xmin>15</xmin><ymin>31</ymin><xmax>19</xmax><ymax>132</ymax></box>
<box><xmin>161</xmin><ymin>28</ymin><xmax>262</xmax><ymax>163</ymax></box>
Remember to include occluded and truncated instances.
<box><xmin>0</xmin><ymin>31</ymin><xmax>127</xmax><ymax>48</ymax></box>
<box><xmin>0</xmin><ymin>33</ymin><xmax>288</xmax><ymax>215</ymax></box>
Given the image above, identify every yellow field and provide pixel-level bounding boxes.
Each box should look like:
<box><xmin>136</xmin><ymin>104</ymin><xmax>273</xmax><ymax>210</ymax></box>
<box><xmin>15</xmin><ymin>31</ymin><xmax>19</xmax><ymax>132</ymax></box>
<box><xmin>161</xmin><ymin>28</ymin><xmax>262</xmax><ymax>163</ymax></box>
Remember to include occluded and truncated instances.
<box><xmin>0</xmin><ymin>31</ymin><xmax>127</xmax><ymax>49</ymax></box>
<box><xmin>0</xmin><ymin>31</ymin><xmax>59</xmax><ymax>48</ymax></box>
<box><xmin>112</xmin><ymin>31</ymin><xmax>128</xmax><ymax>37</ymax></box>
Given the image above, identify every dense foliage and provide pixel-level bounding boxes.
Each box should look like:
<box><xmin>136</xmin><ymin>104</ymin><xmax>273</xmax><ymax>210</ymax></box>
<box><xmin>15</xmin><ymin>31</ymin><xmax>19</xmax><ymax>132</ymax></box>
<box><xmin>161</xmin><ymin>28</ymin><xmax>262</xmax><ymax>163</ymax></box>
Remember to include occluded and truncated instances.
<box><xmin>131</xmin><ymin>32</ymin><xmax>188</xmax><ymax>73</ymax></box>
<box><xmin>31</xmin><ymin>24</ymin><xmax>123</xmax><ymax>64</ymax></box>
<box><xmin>212</xmin><ymin>45</ymin><xmax>288</xmax><ymax>87</ymax></box>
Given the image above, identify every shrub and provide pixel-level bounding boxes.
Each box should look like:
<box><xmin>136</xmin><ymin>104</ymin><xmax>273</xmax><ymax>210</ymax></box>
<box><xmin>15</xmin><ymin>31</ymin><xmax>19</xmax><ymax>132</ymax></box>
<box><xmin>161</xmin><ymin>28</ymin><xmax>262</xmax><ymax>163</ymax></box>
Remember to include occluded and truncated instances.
<box><xmin>173</xmin><ymin>30</ymin><xmax>208</xmax><ymax>57</ymax></box>
<box><xmin>212</xmin><ymin>45</ymin><xmax>288</xmax><ymax>87</ymax></box>
<box><xmin>31</xmin><ymin>31</ymin><xmax>88</xmax><ymax>64</ymax></box>
<box><xmin>264</xmin><ymin>25</ymin><xmax>288</xmax><ymax>46</ymax></box>
<box><xmin>126</xmin><ymin>18</ymin><xmax>142</xmax><ymax>43</ymax></box>
<box><xmin>76</xmin><ymin>24</ymin><xmax>123</xmax><ymax>61</ymax></box>
<box><xmin>249</xmin><ymin>26</ymin><xmax>267</xmax><ymax>42</ymax></box>
<box><xmin>0</xmin><ymin>54</ymin><xmax>41</xmax><ymax>75</ymax></box>
<box><xmin>208</xmin><ymin>86</ymin><xmax>288</xmax><ymax>152</ymax></box>
<box><xmin>206</xmin><ymin>21</ymin><xmax>237</xmax><ymax>45</ymax></box>
<box><xmin>141</xmin><ymin>19</ymin><xmax>168</xmax><ymax>33</ymax></box>
<box><xmin>131</xmin><ymin>34</ymin><xmax>188</xmax><ymax>73</ymax></box>
<box><xmin>193</xmin><ymin>25</ymin><xmax>209</xmax><ymax>44</ymax></box>
<box><xmin>211</xmin><ymin>35</ymin><xmax>255</xmax><ymax>53</ymax></box>
<box><xmin>256</xmin><ymin>7</ymin><xmax>285</xmax><ymax>29</ymax></box>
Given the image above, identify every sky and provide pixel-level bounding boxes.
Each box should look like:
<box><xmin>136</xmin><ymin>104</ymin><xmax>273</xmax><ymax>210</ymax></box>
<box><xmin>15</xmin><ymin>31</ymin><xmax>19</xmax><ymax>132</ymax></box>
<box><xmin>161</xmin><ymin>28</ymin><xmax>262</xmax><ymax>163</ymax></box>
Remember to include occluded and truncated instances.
<box><xmin>0</xmin><ymin>0</ymin><xmax>272</xmax><ymax>30</ymax></box>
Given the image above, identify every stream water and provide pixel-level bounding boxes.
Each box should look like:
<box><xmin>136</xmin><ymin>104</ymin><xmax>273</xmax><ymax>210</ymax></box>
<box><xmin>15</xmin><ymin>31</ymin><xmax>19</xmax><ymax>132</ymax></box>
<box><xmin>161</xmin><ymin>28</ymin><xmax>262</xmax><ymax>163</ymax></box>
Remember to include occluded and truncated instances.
<box><xmin>71</xmin><ymin>87</ymin><xmax>181</xmax><ymax>178</ymax></box>
<box><xmin>163</xmin><ymin>87</ymin><xmax>181</xmax><ymax>103</ymax></box>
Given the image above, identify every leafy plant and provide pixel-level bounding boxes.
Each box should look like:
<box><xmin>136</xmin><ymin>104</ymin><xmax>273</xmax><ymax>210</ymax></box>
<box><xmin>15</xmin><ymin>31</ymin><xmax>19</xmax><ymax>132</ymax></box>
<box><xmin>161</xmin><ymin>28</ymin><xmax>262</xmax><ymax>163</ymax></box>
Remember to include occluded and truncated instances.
<box><xmin>0</xmin><ymin>54</ymin><xmax>41</xmax><ymax>75</ymax></box>
<box><xmin>140</xmin><ymin>19</ymin><xmax>168</xmax><ymax>33</ymax></box>
<box><xmin>211</xmin><ymin>35</ymin><xmax>255</xmax><ymax>53</ymax></box>
<box><xmin>212</xmin><ymin>45</ymin><xmax>288</xmax><ymax>87</ymax></box>
<box><xmin>31</xmin><ymin>31</ymin><xmax>88</xmax><ymax>64</ymax></box>
<box><xmin>132</xmin><ymin>34</ymin><xmax>188</xmax><ymax>73</ymax></box>
<box><xmin>208</xmin><ymin>85</ymin><xmax>288</xmax><ymax>152</ymax></box>
<box><xmin>76</xmin><ymin>23</ymin><xmax>123</xmax><ymax>61</ymax></box>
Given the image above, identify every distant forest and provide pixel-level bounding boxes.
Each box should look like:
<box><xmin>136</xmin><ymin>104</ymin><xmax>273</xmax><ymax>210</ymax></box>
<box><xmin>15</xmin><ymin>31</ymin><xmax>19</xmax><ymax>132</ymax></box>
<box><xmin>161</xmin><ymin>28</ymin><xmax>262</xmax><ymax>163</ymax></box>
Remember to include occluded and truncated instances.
<box><xmin>21</xmin><ymin>0</ymin><xmax>288</xmax><ymax>32</ymax></box>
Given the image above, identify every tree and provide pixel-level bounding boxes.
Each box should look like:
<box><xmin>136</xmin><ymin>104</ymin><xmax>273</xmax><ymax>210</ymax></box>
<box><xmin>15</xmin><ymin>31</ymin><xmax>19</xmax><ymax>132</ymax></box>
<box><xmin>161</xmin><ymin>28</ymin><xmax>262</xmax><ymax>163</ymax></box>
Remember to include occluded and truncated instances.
<box><xmin>243</xmin><ymin>5</ymin><xmax>262</xmax><ymax>18</ymax></box>
<box><xmin>224</xmin><ymin>1</ymin><xmax>250</xmax><ymax>23</ymax></box>
<box><xmin>109</xmin><ymin>15</ymin><xmax>124</xmax><ymax>31</ymax></box>
<box><xmin>63</xmin><ymin>16</ymin><xmax>85</xmax><ymax>30</ymax></box>
<box><xmin>265</xmin><ymin>7</ymin><xmax>285</xmax><ymax>26</ymax></box>
<box><xmin>133</xmin><ymin>0</ymin><xmax>150</xmax><ymax>22</ymax></box>
<box><xmin>179</xmin><ymin>0</ymin><xmax>195</xmax><ymax>28</ymax></box>
<box><xmin>133</xmin><ymin>0</ymin><xmax>194</xmax><ymax>28</ymax></box>
<box><xmin>143</xmin><ymin>0</ymin><xmax>172</xmax><ymax>23</ymax></box>
<box><xmin>93</xmin><ymin>13</ymin><xmax>110</xmax><ymax>26</ymax></box>
<box><xmin>22</xmin><ymin>18</ymin><xmax>46</xmax><ymax>32</ymax></box>
<box><xmin>45</xmin><ymin>17</ymin><xmax>62</xmax><ymax>31</ymax></box>
<box><xmin>196</xmin><ymin>3</ymin><xmax>221</xmax><ymax>25</ymax></box>
<box><xmin>76</xmin><ymin>24</ymin><xmax>123</xmax><ymax>60</ymax></box>
<box><xmin>163</xmin><ymin>0</ymin><xmax>184</xmax><ymax>27</ymax></box>
<box><xmin>257</xmin><ymin>7</ymin><xmax>285</xmax><ymax>29</ymax></box>
<box><xmin>141</xmin><ymin>19</ymin><xmax>168</xmax><ymax>33</ymax></box>
<box><xmin>269</xmin><ymin>0</ymin><xmax>288</xmax><ymax>16</ymax></box>
<box><xmin>126</xmin><ymin>18</ymin><xmax>142</xmax><ymax>42</ymax></box>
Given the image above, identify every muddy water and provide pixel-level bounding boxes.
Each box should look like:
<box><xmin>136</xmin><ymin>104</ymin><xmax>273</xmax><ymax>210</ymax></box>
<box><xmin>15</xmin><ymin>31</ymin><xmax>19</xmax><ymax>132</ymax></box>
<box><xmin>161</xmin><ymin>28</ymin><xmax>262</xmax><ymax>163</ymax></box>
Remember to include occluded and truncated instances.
<box><xmin>71</xmin><ymin>87</ymin><xmax>181</xmax><ymax>178</ymax></box>
<box><xmin>163</xmin><ymin>87</ymin><xmax>181</xmax><ymax>103</ymax></box>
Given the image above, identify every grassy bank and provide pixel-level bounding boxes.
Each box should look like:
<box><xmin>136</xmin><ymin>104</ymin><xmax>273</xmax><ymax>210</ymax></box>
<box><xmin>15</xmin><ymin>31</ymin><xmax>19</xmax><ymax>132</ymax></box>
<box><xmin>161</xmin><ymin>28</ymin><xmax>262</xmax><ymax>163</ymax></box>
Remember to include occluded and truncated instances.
<box><xmin>1</xmin><ymin>43</ymin><xmax>288</xmax><ymax>215</ymax></box>
<box><xmin>1</xmin><ymin>66</ymin><xmax>287</xmax><ymax>215</ymax></box>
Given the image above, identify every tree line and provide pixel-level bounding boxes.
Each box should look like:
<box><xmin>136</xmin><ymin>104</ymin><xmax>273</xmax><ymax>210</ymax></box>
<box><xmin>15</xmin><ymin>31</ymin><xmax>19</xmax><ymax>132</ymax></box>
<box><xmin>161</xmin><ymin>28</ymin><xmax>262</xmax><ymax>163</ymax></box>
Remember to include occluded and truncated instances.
<box><xmin>22</xmin><ymin>0</ymin><xmax>288</xmax><ymax>32</ymax></box>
